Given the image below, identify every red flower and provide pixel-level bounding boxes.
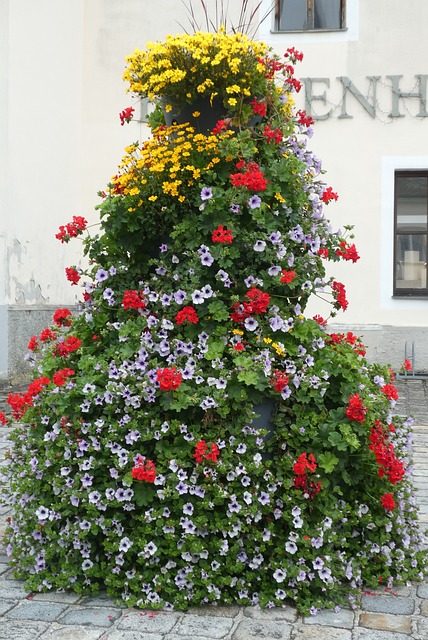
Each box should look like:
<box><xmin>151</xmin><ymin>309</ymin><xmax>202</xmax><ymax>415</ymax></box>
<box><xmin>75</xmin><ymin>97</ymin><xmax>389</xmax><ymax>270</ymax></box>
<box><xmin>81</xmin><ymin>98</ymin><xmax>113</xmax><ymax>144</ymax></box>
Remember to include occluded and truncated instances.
<box><xmin>27</xmin><ymin>377</ymin><xmax>50</xmax><ymax>397</ymax></box>
<box><xmin>40</xmin><ymin>328</ymin><xmax>56</xmax><ymax>342</ymax></box>
<box><xmin>212</xmin><ymin>119</ymin><xmax>228</xmax><ymax>134</ymax></box>
<box><xmin>250</xmin><ymin>99</ymin><xmax>267</xmax><ymax>117</ymax></box>
<box><xmin>230</xmin><ymin>162</ymin><xmax>268</xmax><ymax>191</ymax></box>
<box><xmin>272</xmin><ymin>369</ymin><xmax>289</xmax><ymax>392</ymax></box>
<box><xmin>381</xmin><ymin>493</ymin><xmax>396</xmax><ymax>511</ymax></box>
<box><xmin>131</xmin><ymin>456</ymin><xmax>156</xmax><ymax>483</ymax></box>
<box><xmin>156</xmin><ymin>367</ymin><xmax>183</xmax><ymax>391</ymax></box>
<box><xmin>65</xmin><ymin>266</ymin><xmax>81</xmax><ymax>285</ymax></box>
<box><xmin>381</xmin><ymin>384</ymin><xmax>399</xmax><ymax>401</ymax></box>
<box><xmin>403</xmin><ymin>359</ymin><xmax>413</xmax><ymax>371</ymax></box>
<box><xmin>369</xmin><ymin>421</ymin><xmax>405</xmax><ymax>485</ymax></box>
<box><xmin>122</xmin><ymin>290</ymin><xmax>146</xmax><ymax>310</ymax></box>
<box><xmin>54</xmin><ymin>336</ymin><xmax>82</xmax><ymax>357</ymax></box>
<box><xmin>7</xmin><ymin>392</ymin><xmax>33</xmax><ymax>419</ymax></box>
<box><xmin>284</xmin><ymin>47</ymin><xmax>304</xmax><ymax>62</ymax></box>
<box><xmin>175</xmin><ymin>306</ymin><xmax>199</xmax><ymax>325</ymax></box>
<box><xmin>336</xmin><ymin>241</ymin><xmax>360</xmax><ymax>263</ymax></box>
<box><xmin>119</xmin><ymin>106</ymin><xmax>135</xmax><ymax>126</ymax></box>
<box><xmin>313</xmin><ymin>315</ymin><xmax>327</xmax><ymax>326</ymax></box>
<box><xmin>280</xmin><ymin>269</ymin><xmax>296</xmax><ymax>284</ymax></box>
<box><xmin>332</xmin><ymin>280</ymin><xmax>348</xmax><ymax>311</ymax></box>
<box><xmin>0</xmin><ymin>412</ymin><xmax>8</xmax><ymax>425</ymax></box>
<box><xmin>321</xmin><ymin>187</ymin><xmax>339</xmax><ymax>204</ymax></box>
<box><xmin>346</xmin><ymin>393</ymin><xmax>367</xmax><ymax>424</ymax></box>
<box><xmin>53</xmin><ymin>308</ymin><xmax>73</xmax><ymax>327</ymax></box>
<box><xmin>194</xmin><ymin>440</ymin><xmax>220</xmax><ymax>464</ymax></box>
<box><xmin>212</xmin><ymin>225</ymin><xmax>234</xmax><ymax>244</ymax></box>
<box><xmin>55</xmin><ymin>216</ymin><xmax>88</xmax><ymax>243</ymax></box>
<box><xmin>296</xmin><ymin>109</ymin><xmax>314</xmax><ymax>127</ymax></box>
<box><xmin>245</xmin><ymin>287</ymin><xmax>270</xmax><ymax>314</ymax></box>
<box><xmin>53</xmin><ymin>368</ymin><xmax>75</xmax><ymax>387</ymax></box>
<box><xmin>27</xmin><ymin>336</ymin><xmax>39</xmax><ymax>351</ymax></box>
<box><xmin>233</xmin><ymin>342</ymin><xmax>245</xmax><ymax>351</ymax></box>
<box><xmin>318</xmin><ymin>248</ymin><xmax>329</xmax><ymax>258</ymax></box>
<box><xmin>293</xmin><ymin>453</ymin><xmax>321</xmax><ymax>498</ymax></box>
<box><xmin>263</xmin><ymin>125</ymin><xmax>282</xmax><ymax>144</ymax></box>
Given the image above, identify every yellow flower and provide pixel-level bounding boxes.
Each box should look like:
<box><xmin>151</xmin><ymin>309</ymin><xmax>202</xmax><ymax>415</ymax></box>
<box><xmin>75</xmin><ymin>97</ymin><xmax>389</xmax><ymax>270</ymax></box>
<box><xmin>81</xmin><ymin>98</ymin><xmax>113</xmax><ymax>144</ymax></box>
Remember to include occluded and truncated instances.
<box><xmin>228</xmin><ymin>98</ymin><xmax>237</xmax><ymax>107</ymax></box>
<box><xmin>164</xmin><ymin>104</ymin><xmax>173</xmax><ymax>113</ymax></box>
<box><xmin>274</xmin><ymin>193</ymin><xmax>286</xmax><ymax>203</ymax></box>
<box><xmin>233</xmin><ymin>329</ymin><xmax>244</xmax><ymax>336</ymax></box>
<box><xmin>148</xmin><ymin>195</ymin><xmax>158</xmax><ymax>201</ymax></box>
<box><xmin>192</xmin><ymin>111</ymin><xmax>201</xmax><ymax>118</ymax></box>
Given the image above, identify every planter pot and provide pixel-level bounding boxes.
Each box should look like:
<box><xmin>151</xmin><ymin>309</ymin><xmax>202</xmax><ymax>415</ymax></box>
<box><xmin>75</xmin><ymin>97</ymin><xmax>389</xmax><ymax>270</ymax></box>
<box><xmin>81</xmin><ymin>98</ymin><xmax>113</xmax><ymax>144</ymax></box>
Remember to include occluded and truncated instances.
<box><xmin>251</xmin><ymin>398</ymin><xmax>276</xmax><ymax>445</ymax></box>
<box><xmin>163</xmin><ymin>97</ymin><xmax>226</xmax><ymax>132</ymax></box>
<box><xmin>163</xmin><ymin>96</ymin><xmax>263</xmax><ymax>133</ymax></box>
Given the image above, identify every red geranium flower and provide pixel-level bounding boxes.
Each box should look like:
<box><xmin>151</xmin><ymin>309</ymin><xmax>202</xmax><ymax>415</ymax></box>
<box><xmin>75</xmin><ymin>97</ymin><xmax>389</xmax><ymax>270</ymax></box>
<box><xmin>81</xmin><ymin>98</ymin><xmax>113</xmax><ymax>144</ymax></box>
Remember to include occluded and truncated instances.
<box><xmin>175</xmin><ymin>306</ymin><xmax>199</xmax><ymax>325</ymax></box>
<box><xmin>381</xmin><ymin>493</ymin><xmax>396</xmax><ymax>511</ymax></box>
<box><xmin>346</xmin><ymin>393</ymin><xmax>367</xmax><ymax>424</ymax></box>
<box><xmin>65</xmin><ymin>266</ymin><xmax>81</xmax><ymax>285</ymax></box>
<box><xmin>156</xmin><ymin>367</ymin><xmax>183</xmax><ymax>391</ymax></box>
<box><xmin>280</xmin><ymin>269</ymin><xmax>296</xmax><ymax>284</ymax></box>
<box><xmin>53</xmin><ymin>368</ymin><xmax>75</xmax><ymax>387</ymax></box>
<box><xmin>122</xmin><ymin>290</ymin><xmax>146</xmax><ymax>311</ymax></box>
<box><xmin>194</xmin><ymin>440</ymin><xmax>220</xmax><ymax>464</ymax></box>
<box><xmin>212</xmin><ymin>225</ymin><xmax>234</xmax><ymax>244</ymax></box>
<box><xmin>53</xmin><ymin>308</ymin><xmax>73</xmax><ymax>327</ymax></box>
<box><xmin>119</xmin><ymin>106</ymin><xmax>135</xmax><ymax>126</ymax></box>
<box><xmin>131</xmin><ymin>456</ymin><xmax>156</xmax><ymax>483</ymax></box>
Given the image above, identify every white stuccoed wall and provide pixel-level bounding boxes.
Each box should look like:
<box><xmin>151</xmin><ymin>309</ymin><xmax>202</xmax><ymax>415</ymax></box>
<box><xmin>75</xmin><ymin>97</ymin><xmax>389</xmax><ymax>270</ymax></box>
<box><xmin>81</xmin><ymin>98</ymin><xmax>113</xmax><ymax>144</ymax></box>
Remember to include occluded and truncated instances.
<box><xmin>1</xmin><ymin>0</ymin><xmax>428</xmax><ymax>378</ymax></box>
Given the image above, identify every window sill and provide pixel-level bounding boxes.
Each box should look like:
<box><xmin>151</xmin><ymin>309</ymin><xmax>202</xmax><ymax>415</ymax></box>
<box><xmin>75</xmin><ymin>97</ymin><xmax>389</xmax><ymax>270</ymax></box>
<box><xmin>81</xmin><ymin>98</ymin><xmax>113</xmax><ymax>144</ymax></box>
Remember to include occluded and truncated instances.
<box><xmin>272</xmin><ymin>28</ymin><xmax>347</xmax><ymax>34</ymax></box>
<box><xmin>392</xmin><ymin>294</ymin><xmax>428</xmax><ymax>300</ymax></box>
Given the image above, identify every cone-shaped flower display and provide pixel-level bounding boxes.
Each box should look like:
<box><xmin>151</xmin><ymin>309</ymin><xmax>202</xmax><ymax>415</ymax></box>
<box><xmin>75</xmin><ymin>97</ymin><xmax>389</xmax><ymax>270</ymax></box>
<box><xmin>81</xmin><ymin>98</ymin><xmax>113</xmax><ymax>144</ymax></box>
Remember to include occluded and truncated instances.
<box><xmin>1</xmin><ymin>31</ymin><xmax>426</xmax><ymax>614</ymax></box>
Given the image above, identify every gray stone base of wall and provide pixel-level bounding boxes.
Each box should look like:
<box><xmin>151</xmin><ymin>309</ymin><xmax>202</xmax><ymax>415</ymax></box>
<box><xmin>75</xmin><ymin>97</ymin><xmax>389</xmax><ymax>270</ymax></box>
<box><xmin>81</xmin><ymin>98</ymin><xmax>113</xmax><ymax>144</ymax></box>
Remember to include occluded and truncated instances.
<box><xmin>0</xmin><ymin>307</ymin><xmax>427</xmax><ymax>381</ymax></box>
<box><xmin>0</xmin><ymin>305</ymin><xmax>77</xmax><ymax>383</ymax></box>
<box><xmin>328</xmin><ymin>323</ymin><xmax>428</xmax><ymax>374</ymax></box>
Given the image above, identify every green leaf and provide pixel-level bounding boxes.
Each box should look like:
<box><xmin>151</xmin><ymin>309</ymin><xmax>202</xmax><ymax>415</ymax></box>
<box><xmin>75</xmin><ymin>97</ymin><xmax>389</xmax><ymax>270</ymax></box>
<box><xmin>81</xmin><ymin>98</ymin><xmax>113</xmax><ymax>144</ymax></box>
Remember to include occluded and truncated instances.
<box><xmin>317</xmin><ymin>452</ymin><xmax>339</xmax><ymax>473</ymax></box>
<box><xmin>207</xmin><ymin>300</ymin><xmax>230</xmax><ymax>322</ymax></box>
<box><xmin>133</xmin><ymin>482</ymin><xmax>156</xmax><ymax>507</ymax></box>
<box><xmin>205</xmin><ymin>339</ymin><xmax>225</xmax><ymax>360</ymax></box>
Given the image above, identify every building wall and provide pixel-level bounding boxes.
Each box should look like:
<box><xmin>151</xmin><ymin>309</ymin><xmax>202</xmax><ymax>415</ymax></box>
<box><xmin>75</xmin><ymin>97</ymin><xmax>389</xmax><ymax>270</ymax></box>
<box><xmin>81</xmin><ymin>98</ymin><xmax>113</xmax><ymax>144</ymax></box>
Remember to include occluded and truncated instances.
<box><xmin>1</xmin><ymin>0</ymin><xmax>427</xmax><ymax>379</ymax></box>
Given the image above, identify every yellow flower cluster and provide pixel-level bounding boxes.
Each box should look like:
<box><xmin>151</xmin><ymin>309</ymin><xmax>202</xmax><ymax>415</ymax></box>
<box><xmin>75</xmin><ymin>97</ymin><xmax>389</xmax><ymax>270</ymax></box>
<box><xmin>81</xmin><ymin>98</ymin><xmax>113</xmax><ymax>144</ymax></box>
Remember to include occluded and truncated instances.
<box><xmin>111</xmin><ymin>124</ymin><xmax>233</xmax><ymax>205</ymax></box>
<box><xmin>123</xmin><ymin>30</ymin><xmax>269</xmax><ymax>107</ymax></box>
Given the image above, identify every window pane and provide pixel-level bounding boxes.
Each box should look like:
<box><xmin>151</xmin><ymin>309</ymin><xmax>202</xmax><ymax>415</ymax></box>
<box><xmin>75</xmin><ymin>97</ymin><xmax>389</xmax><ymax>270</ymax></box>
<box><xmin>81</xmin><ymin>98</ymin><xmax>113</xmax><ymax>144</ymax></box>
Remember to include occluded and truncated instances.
<box><xmin>279</xmin><ymin>0</ymin><xmax>307</xmax><ymax>30</ymax></box>
<box><xmin>395</xmin><ymin>234</ymin><xmax>427</xmax><ymax>289</ymax></box>
<box><xmin>314</xmin><ymin>0</ymin><xmax>341</xmax><ymax>29</ymax></box>
<box><xmin>396</xmin><ymin>175</ymin><xmax>428</xmax><ymax>233</ymax></box>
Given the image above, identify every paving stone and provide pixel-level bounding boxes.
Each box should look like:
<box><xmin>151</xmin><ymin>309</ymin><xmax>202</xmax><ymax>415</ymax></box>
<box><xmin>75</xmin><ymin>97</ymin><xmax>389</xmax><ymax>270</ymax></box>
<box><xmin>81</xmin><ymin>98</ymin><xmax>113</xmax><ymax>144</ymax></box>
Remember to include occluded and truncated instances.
<box><xmin>359</xmin><ymin>612</ymin><xmax>412</xmax><ymax>634</ymax></box>
<box><xmin>302</xmin><ymin>607</ymin><xmax>354</xmax><ymax>628</ymax></box>
<box><xmin>80</xmin><ymin>591</ymin><xmax>126</xmax><ymax>607</ymax></box>
<box><xmin>174</xmin><ymin>613</ymin><xmax>234</xmax><ymax>637</ymax></box>
<box><xmin>0</xmin><ymin>620</ymin><xmax>49</xmax><ymax>640</ymax></box>
<box><xmin>417</xmin><ymin>616</ymin><xmax>428</xmax><ymax>638</ymax></box>
<box><xmin>232</xmin><ymin>618</ymin><xmax>291</xmax><ymax>639</ymax></box>
<box><xmin>117</xmin><ymin>610</ymin><xmax>179</xmax><ymax>633</ymax></box>
<box><xmin>38</xmin><ymin>626</ymin><xmax>105</xmax><ymax>640</ymax></box>
<box><xmin>188</xmin><ymin>605</ymin><xmax>240</xmax><ymax>618</ymax></box>
<box><xmin>361</xmin><ymin>594</ymin><xmax>414</xmax><ymax>615</ymax></box>
<box><xmin>353</xmin><ymin>629</ymin><xmax>413</xmax><ymax>640</ymax></box>
<box><xmin>57</xmin><ymin>606</ymin><xmax>122</xmax><ymax>627</ymax></box>
<box><xmin>107</xmin><ymin>632</ymin><xmax>164</xmax><ymax>640</ymax></box>
<box><xmin>293</xmin><ymin>624</ymin><xmax>352</xmax><ymax>640</ymax></box>
<box><xmin>31</xmin><ymin>591</ymin><xmax>83</xmax><ymax>604</ymax></box>
<box><xmin>243</xmin><ymin>604</ymin><xmax>297</xmax><ymax>622</ymax></box>
<box><xmin>4</xmin><ymin>600</ymin><xmax>69</xmax><ymax>621</ymax></box>
<box><xmin>417</xmin><ymin>582</ymin><xmax>428</xmax><ymax>598</ymax></box>
<box><xmin>0</xmin><ymin>580</ymin><xmax>31</xmax><ymax>599</ymax></box>
<box><xmin>420</xmin><ymin>599</ymin><xmax>428</xmax><ymax>616</ymax></box>
<box><xmin>0</xmin><ymin>598</ymin><xmax>17</xmax><ymax>615</ymax></box>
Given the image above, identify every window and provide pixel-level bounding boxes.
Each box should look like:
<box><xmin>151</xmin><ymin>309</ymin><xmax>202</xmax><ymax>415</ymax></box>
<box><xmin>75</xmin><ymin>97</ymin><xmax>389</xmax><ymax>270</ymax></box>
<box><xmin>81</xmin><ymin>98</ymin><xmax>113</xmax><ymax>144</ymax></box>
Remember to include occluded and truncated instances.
<box><xmin>276</xmin><ymin>0</ymin><xmax>346</xmax><ymax>31</ymax></box>
<box><xmin>394</xmin><ymin>171</ymin><xmax>428</xmax><ymax>296</ymax></box>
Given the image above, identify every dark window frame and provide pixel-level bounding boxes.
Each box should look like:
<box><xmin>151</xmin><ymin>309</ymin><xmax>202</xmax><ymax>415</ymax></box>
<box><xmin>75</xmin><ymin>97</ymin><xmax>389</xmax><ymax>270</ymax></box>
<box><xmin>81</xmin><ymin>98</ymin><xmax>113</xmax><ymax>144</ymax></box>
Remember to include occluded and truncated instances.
<box><xmin>275</xmin><ymin>0</ymin><xmax>346</xmax><ymax>32</ymax></box>
<box><xmin>393</xmin><ymin>170</ymin><xmax>428</xmax><ymax>297</ymax></box>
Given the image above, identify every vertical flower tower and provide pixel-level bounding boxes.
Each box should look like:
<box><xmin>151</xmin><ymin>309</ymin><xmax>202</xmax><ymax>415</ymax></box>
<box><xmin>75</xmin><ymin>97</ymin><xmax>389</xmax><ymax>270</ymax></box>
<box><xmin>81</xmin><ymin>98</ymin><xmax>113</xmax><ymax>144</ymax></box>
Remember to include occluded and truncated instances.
<box><xmin>2</xmin><ymin>30</ymin><xmax>427</xmax><ymax>614</ymax></box>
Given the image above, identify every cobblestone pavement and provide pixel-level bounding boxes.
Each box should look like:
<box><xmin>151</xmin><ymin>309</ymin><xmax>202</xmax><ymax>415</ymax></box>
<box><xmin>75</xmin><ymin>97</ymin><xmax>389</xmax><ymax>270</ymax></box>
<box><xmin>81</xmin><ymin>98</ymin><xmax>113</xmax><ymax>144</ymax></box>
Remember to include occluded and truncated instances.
<box><xmin>0</xmin><ymin>380</ymin><xmax>427</xmax><ymax>639</ymax></box>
